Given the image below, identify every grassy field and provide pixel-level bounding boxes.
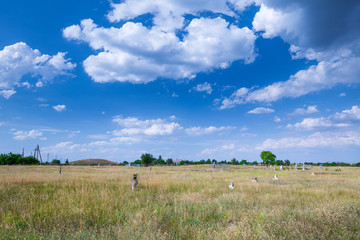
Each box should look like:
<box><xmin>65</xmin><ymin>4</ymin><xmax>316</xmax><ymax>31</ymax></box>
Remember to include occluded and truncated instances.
<box><xmin>0</xmin><ymin>165</ymin><xmax>359</xmax><ymax>239</ymax></box>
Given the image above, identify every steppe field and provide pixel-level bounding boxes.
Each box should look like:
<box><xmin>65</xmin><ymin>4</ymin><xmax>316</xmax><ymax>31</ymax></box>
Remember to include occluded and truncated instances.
<box><xmin>0</xmin><ymin>165</ymin><xmax>359</xmax><ymax>239</ymax></box>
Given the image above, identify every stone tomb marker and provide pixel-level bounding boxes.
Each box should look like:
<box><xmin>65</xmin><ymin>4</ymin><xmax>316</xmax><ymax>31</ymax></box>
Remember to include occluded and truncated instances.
<box><xmin>131</xmin><ymin>174</ymin><xmax>138</xmax><ymax>191</ymax></box>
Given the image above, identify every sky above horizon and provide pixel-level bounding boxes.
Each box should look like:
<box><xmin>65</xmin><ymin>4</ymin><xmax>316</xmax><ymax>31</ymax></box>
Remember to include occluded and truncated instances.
<box><xmin>0</xmin><ymin>0</ymin><xmax>360</xmax><ymax>163</ymax></box>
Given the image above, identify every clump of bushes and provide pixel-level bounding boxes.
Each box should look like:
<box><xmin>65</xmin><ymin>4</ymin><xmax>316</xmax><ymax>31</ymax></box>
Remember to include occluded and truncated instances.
<box><xmin>0</xmin><ymin>153</ymin><xmax>39</xmax><ymax>165</ymax></box>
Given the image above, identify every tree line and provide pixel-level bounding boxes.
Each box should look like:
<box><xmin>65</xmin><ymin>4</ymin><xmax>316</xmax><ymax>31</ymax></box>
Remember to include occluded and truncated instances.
<box><xmin>1</xmin><ymin>151</ymin><xmax>359</xmax><ymax>167</ymax></box>
<box><xmin>123</xmin><ymin>152</ymin><xmax>360</xmax><ymax>167</ymax></box>
<box><xmin>0</xmin><ymin>153</ymin><xmax>69</xmax><ymax>165</ymax></box>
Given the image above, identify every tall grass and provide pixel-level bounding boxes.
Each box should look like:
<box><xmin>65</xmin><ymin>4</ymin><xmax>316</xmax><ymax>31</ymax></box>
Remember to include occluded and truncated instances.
<box><xmin>0</xmin><ymin>165</ymin><xmax>359</xmax><ymax>239</ymax></box>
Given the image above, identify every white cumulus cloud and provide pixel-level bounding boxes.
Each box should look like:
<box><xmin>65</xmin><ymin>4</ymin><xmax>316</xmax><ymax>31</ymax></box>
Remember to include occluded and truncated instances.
<box><xmin>221</xmin><ymin>1</ymin><xmax>360</xmax><ymax>109</ymax></box>
<box><xmin>0</xmin><ymin>90</ymin><xmax>16</xmax><ymax>99</ymax></box>
<box><xmin>12</xmin><ymin>130</ymin><xmax>46</xmax><ymax>141</ymax></box>
<box><xmin>53</xmin><ymin>105</ymin><xmax>66</xmax><ymax>112</ymax></box>
<box><xmin>112</xmin><ymin>116</ymin><xmax>182</xmax><ymax>137</ymax></box>
<box><xmin>0</xmin><ymin>42</ymin><xmax>76</xmax><ymax>98</ymax></box>
<box><xmin>221</xmin><ymin>57</ymin><xmax>360</xmax><ymax>108</ymax></box>
<box><xmin>290</xmin><ymin>105</ymin><xmax>319</xmax><ymax>116</ymax></box>
<box><xmin>258</xmin><ymin>131</ymin><xmax>360</xmax><ymax>150</ymax></box>
<box><xmin>192</xmin><ymin>82</ymin><xmax>213</xmax><ymax>94</ymax></box>
<box><xmin>287</xmin><ymin>105</ymin><xmax>360</xmax><ymax>130</ymax></box>
<box><xmin>185</xmin><ymin>126</ymin><xmax>234</xmax><ymax>136</ymax></box>
<box><xmin>248</xmin><ymin>107</ymin><xmax>274</xmax><ymax>114</ymax></box>
<box><xmin>63</xmin><ymin>1</ymin><xmax>257</xmax><ymax>84</ymax></box>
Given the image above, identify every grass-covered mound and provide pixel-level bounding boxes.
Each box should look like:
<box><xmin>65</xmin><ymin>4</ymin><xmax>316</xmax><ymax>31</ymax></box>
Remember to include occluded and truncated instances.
<box><xmin>70</xmin><ymin>158</ymin><xmax>118</xmax><ymax>165</ymax></box>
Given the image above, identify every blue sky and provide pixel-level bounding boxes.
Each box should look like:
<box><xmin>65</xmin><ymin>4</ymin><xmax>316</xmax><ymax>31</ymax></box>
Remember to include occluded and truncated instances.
<box><xmin>0</xmin><ymin>0</ymin><xmax>359</xmax><ymax>163</ymax></box>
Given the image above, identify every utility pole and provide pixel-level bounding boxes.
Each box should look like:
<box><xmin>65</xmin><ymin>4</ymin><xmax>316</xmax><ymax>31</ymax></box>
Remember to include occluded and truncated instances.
<box><xmin>34</xmin><ymin>145</ymin><xmax>43</xmax><ymax>164</ymax></box>
<box><xmin>21</xmin><ymin>148</ymin><xmax>24</xmax><ymax>157</ymax></box>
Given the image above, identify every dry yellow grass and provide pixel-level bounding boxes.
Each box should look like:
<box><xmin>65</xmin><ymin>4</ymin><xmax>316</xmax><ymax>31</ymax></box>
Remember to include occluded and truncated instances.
<box><xmin>0</xmin><ymin>165</ymin><xmax>359</xmax><ymax>239</ymax></box>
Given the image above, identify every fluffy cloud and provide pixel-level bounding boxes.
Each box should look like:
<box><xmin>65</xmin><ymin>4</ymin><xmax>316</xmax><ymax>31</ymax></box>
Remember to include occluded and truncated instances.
<box><xmin>222</xmin><ymin>143</ymin><xmax>235</xmax><ymax>150</ymax></box>
<box><xmin>63</xmin><ymin>1</ymin><xmax>257</xmax><ymax>84</ymax></box>
<box><xmin>287</xmin><ymin>118</ymin><xmax>348</xmax><ymax>130</ymax></box>
<box><xmin>112</xmin><ymin>116</ymin><xmax>182</xmax><ymax>136</ymax></box>
<box><xmin>258</xmin><ymin>131</ymin><xmax>360</xmax><ymax>150</ymax></box>
<box><xmin>12</xmin><ymin>130</ymin><xmax>46</xmax><ymax>141</ymax></box>
<box><xmin>221</xmin><ymin>1</ymin><xmax>360</xmax><ymax>108</ymax></box>
<box><xmin>191</xmin><ymin>82</ymin><xmax>213</xmax><ymax>94</ymax></box>
<box><xmin>273</xmin><ymin>116</ymin><xmax>281</xmax><ymax>122</ymax></box>
<box><xmin>185</xmin><ymin>126</ymin><xmax>234</xmax><ymax>136</ymax></box>
<box><xmin>254</xmin><ymin>1</ymin><xmax>360</xmax><ymax>55</ymax></box>
<box><xmin>333</xmin><ymin>105</ymin><xmax>360</xmax><ymax>121</ymax></box>
<box><xmin>248</xmin><ymin>107</ymin><xmax>274</xmax><ymax>114</ymax></box>
<box><xmin>0</xmin><ymin>42</ymin><xmax>76</xmax><ymax>98</ymax></box>
<box><xmin>107</xmin><ymin>0</ymin><xmax>257</xmax><ymax>31</ymax></box>
<box><xmin>53</xmin><ymin>105</ymin><xmax>66</xmax><ymax>112</ymax></box>
<box><xmin>287</xmin><ymin>105</ymin><xmax>360</xmax><ymax>130</ymax></box>
<box><xmin>113</xmin><ymin>115</ymin><xmax>235</xmax><ymax>138</ymax></box>
<box><xmin>43</xmin><ymin>137</ymin><xmax>141</xmax><ymax>156</ymax></box>
<box><xmin>290</xmin><ymin>105</ymin><xmax>319</xmax><ymax>116</ymax></box>
<box><xmin>219</xmin><ymin>87</ymin><xmax>248</xmax><ymax>109</ymax></box>
<box><xmin>0</xmin><ymin>90</ymin><xmax>16</xmax><ymax>99</ymax></box>
<box><xmin>221</xmin><ymin>57</ymin><xmax>360</xmax><ymax>108</ymax></box>
<box><xmin>43</xmin><ymin>141</ymin><xmax>89</xmax><ymax>154</ymax></box>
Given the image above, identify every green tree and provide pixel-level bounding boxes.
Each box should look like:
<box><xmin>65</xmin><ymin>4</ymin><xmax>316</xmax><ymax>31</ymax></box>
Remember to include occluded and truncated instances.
<box><xmin>5</xmin><ymin>153</ymin><xmax>20</xmax><ymax>165</ymax></box>
<box><xmin>240</xmin><ymin>159</ymin><xmax>247</xmax><ymax>165</ymax></box>
<box><xmin>51</xmin><ymin>159</ymin><xmax>61</xmax><ymax>165</ymax></box>
<box><xmin>260</xmin><ymin>151</ymin><xmax>276</xmax><ymax>165</ymax></box>
<box><xmin>22</xmin><ymin>156</ymin><xmax>39</xmax><ymax>165</ymax></box>
<box><xmin>141</xmin><ymin>153</ymin><xmax>154</xmax><ymax>166</ymax></box>
<box><xmin>284</xmin><ymin>159</ymin><xmax>290</xmax><ymax>166</ymax></box>
<box><xmin>166</xmin><ymin>158</ymin><xmax>173</xmax><ymax>165</ymax></box>
<box><xmin>157</xmin><ymin>158</ymin><xmax>166</xmax><ymax>165</ymax></box>
<box><xmin>0</xmin><ymin>154</ymin><xmax>5</xmax><ymax>165</ymax></box>
<box><xmin>231</xmin><ymin>158</ymin><xmax>238</xmax><ymax>165</ymax></box>
<box><xmin>133</xmin><ymin>159</ymin><xmax>141</xmax><ymax>165</ymax></box>
<box><xmin>275</xmin><ymin>160</ymin><xmax>284</xmax><ymax>166</ymax></box>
